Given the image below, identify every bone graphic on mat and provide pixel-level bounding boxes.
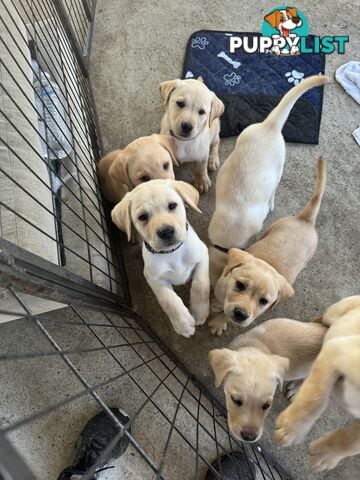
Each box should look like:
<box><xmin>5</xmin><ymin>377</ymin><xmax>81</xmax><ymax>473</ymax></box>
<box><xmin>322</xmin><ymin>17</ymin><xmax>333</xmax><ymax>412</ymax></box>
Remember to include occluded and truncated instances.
<box><xmin>217</xmin><ymin>51</ymin><xmax>241</xmax><ymax>69</ymax></box>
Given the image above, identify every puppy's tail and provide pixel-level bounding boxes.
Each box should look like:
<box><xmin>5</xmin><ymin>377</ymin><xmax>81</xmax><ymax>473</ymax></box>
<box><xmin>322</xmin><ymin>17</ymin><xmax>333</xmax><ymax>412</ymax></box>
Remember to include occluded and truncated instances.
<box><xmin>298</xmin><ymin>155</ymin><xmax>327</xmax><ymax>223</ymax></box>
<box><xmin>264</xmin><ymin>75</ymin><xmax>330</xmax><ymax>131</ymax></box>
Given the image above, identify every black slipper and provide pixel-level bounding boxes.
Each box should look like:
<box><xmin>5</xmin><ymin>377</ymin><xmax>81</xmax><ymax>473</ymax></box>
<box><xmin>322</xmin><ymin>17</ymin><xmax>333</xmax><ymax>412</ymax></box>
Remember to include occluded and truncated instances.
<box><xmin>57</xmin><ymin>407</ymin><xmax>131</xmax><ymax>480</ymax></box>
<box><xmin>206</xmin><ymin>451</ymin><xmax>257</xmax><ymax>479</ymax></box>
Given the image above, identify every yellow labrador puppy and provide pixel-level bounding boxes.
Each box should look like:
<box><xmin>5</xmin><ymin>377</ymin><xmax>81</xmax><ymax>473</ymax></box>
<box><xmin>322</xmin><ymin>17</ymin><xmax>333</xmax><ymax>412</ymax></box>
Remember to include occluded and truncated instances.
<box><xmin>209</xmin><ymin>317</ymin><xmax>327</xmax><ymax>443</ymax></box>
<box><xmin>208</xmin><ymin>75</ymin><xmax>329</xmax><ymax>282</ymax></box>
<box><xmin>98</xmin><ymin>134</ymin><xmax>177</xmax><ymax>203</ymax></box>
<box><xmin>111</xmin><ymin>179</ymin><xmax>209</xmax><ymax>337</ymax></box>
<box><xmin>159</xmin><ymin>77</ymin><xmax>224</xmax><ymax>194</ymax></box>
<box><xmin>276</xmin><ymin>296</ymin><xmax>360</xmax><ymax>472</ymax></box>
<box><xmin>210</xmin><ymin>156</ymin><xmax>326</xmax><ymax>335</ymax></box>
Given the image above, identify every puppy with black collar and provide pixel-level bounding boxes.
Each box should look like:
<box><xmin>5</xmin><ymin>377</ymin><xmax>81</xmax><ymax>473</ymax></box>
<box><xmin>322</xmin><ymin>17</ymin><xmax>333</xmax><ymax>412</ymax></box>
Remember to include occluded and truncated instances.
<box><xmin>111</xmin><ymin>179</ymin><xmax>210</xmax><ymax>337</ymax></box>
<box><xmin>159</xmin><ymin>77</ymin><xmax>224</xmax><ymax>194</ymax></box>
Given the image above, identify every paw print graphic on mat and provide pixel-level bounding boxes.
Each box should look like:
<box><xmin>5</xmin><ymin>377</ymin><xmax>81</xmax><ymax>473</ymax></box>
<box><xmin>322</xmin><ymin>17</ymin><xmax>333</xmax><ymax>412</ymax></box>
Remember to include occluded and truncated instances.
<box><xmin>285</xmin><ymin>70</ymin><xmax>304</xmax><ymax>85</ymax></box>
<box><xmin>223</xmin><ymin>72</ymin><xmax>241</xmax><ymax>86</ymax></box>
<box><xmin>191</xmin><ymin>37</ymin><xmax>209</xmax><ymax>49</ymax></box>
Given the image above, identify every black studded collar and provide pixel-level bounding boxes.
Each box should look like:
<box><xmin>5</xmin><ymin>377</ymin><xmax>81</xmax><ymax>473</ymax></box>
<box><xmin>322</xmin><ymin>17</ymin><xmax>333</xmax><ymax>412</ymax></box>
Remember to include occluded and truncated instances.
<box><xmin>144</xmin><ymin>224</ymin><xmax>189</xmax><ymax>254</ymax></box>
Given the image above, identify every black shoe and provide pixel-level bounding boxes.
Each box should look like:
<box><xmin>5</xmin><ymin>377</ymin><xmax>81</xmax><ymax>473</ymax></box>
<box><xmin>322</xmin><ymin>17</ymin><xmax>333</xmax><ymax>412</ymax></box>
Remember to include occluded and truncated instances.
<box><xmin>206</xmin><ymin>451</ymin><xmax>256</xmax><ymax>479</ymax></box>
<box><xmin>58</xmin><ymin>408</ymin><xmax>131</xmax><ymax>480</ymax></box>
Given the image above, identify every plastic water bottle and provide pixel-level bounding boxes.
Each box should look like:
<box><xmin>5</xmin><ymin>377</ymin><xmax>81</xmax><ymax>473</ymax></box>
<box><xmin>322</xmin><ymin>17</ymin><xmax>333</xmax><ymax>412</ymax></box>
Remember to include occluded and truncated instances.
<box><xmin>33</xmin><ymin>59</ymin><xmax>73</xmax><ymax>162</ymax></box>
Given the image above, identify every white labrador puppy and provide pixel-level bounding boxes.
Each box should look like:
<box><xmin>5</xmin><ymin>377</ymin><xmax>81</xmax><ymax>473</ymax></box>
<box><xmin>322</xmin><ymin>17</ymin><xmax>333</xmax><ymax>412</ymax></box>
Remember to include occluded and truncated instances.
<box><xmin>208</xmin><ymin>75</ymin><xmax>329</xmax><ymax>282</ymax></box>
<box><xmin>111</xmin><ymin>179</ymin><xmax>210</xmax><ymax>337</ymax></box>
<box><xmin>276</xmin><ymin>296</ymin><xmax>360</xmax><ymax>472</ymax></box>
<box><xmin>160</xmin><ymin>77</ymin><xmax>224</xmax><ymax>194</ymax></box>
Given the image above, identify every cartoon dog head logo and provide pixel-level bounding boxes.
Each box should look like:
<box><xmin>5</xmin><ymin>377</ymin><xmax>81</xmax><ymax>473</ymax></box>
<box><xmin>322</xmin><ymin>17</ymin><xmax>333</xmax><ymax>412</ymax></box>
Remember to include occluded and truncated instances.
<box><xmin>262</xmin><ymin>6</ymin><xmax>309</xmax><ymax>55</ymax></box>
<box><xmin>264</xmin><ymin>7</ymin><xmax>302</xmax><ymax>37</ymax></box>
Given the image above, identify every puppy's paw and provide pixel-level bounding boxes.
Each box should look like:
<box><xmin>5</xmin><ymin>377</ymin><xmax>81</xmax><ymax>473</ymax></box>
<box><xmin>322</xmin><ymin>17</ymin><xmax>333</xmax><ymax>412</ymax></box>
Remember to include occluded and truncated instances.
<box><xmin>290</xmin><ymin>46</ymin><xmax>300</xmax><ymax>56</ymax></box>
<box><xmin>285</xmin><ymin>381</ymin><xmax>302</xmax><ymax>402</ymax></box>
<box><xmin>194</xmin><ymin>175</ymin><xmax>211</xmax><ymax>194</ymax></box>
<box><xmin>208</xmin><ymin>156</ymin><xmax>220</xmax><ymax>172</ymax></box>
<box><xmin>210</xmin><ymin>301</ymin><xmax>224</xmax><ymax>314</ymax></box>
<box><xmin>272</xmin><ymin>46</ymin><xmax>281</xmax><ymax>55</ymax></box>
<box><xmin>209</xmin><ymin>315</ymin><xmax>228</xmax><ymax>336</ymax></box>
<box><xmin>191</xmin><ymin>302</ymin><xmax>209</xmax><ymax>326</ymax></box>
<box><xmin>275</xmin><ymin>409</ymin><xmax>309</xmax><ymax>447</ymax></box>
<box><xmin>172</xmin><ymin>312</ymin><xmax>196</xmax><ymax>337</ymax></box>
<box><xmin>309</xmin><ymin>435</ymin><xmax>343</xmax><ymax>472</ymax></box>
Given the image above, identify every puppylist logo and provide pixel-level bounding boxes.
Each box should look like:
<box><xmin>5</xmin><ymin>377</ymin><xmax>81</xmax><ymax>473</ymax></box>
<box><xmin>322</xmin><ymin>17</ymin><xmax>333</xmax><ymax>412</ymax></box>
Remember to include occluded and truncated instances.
<box><xmin>230</xmin><ymin>6</ymin><xmax>349</xmax><ymax>55</ymax></box>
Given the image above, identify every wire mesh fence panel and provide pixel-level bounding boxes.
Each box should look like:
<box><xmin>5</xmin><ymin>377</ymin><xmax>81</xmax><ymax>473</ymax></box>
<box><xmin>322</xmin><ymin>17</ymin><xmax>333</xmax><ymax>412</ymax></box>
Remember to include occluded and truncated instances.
<box><xmin>0</xmin><ymin>282</ymin><xmax>293</xmax><ymax>480</ymax></box>
<box><xmin>0</xmin><ymin>0</ymin><xmax>128</xmax><ymax>299</ymax></box>
<box><xmin>60</xmin><ymin>0</ymin><xmax>93</xmax><ymax>55</ymax></box>
<box><xmin>0</xmin><ymin>1</ymin><xmax>294</xmax><ymax>479</ymax></box>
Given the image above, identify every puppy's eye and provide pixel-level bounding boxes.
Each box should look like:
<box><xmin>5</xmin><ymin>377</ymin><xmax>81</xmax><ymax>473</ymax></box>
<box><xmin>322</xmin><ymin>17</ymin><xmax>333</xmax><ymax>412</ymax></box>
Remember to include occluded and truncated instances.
<box><xmin>140</xmin><ymin>175</ymin><xmax>150</xmax><ymax>182</ymax></box>
<box><xmin>259</xmin><ymin>297</ymin><xmax>269</xmax><ymax>306</ymax></box>
<box><xmin>199</xmin><ymin>109</ymin><xmax>205</xmax><ymax>115</ymax></box>
<box><xmin>262</xmin><ymin>402</ymin><xmax>271</xmax><ymax>410</ymax></box>
<box><xmin>163</xmin><ymin>162</ymin><xmax>169</xmax><ymax>171</ymax></box>
<box><xmin>168</xmin><ymin>202</ymin><xmax>177</xmax><ymax>211</ymax></box>
<box><xmin>231</xmin><ymin>396</ymin><xmax>243</xmax><ymax>407</ymax></box>
<box><xmin>176</xmin><ymin>100</ymin><xmax>185</xmax><ymax>108</ymax></box>
<box><xmin>138</xmin><ymin>213</ymin><xmax>149</xmax><ymax>222</ymax></box>
<box><xmin>235</xmin><ymin>281</ymin><xmax>246</xmax><ymax>291</ymax></box>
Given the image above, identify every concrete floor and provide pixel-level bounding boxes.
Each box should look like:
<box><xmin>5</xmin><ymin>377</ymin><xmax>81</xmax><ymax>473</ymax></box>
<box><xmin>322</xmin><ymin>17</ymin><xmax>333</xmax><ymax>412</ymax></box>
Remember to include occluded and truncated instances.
<box><xmin>1</xmin><ymin>297</ymin><xmax>258</xmax><ymax>480</ymax></box>
<box><xmin>90</xmin><ymin>1</ymin><xmax>360</xmax><ymax>479</ymax></box>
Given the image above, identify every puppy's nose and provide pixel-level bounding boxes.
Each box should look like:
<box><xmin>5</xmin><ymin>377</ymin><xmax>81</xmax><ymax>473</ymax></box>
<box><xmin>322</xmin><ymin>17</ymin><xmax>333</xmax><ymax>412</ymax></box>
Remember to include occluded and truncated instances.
<box><xmin>241</xmin><ymin>430</ymin><xmax>258</xmax><ymax>442</ymax></box>
<box><xmin>233</xmin><ymin>307</ymin><xmax>249</xmax><ymax>322</ymax></box>
<box><xmin>157</xmin><ymin>226</ymin><xmax>175</xmax><ymax>240</ymax></box>
<box><xmin>292</xmin><ymin>16</ymin><xmax>301</xmax><ymax>24</ymax></box>
<box><xmin>181</xmin><ymin>122</ymin><xmax>193</xmax><ymax>135</ymax></box>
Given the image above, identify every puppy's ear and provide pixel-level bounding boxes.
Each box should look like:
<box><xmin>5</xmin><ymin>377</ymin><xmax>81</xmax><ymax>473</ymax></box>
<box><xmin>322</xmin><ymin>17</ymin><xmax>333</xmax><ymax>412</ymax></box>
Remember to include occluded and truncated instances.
<box><xmin>271</xmin><ymin>355</ymin><xmax>290</xmax><ymax>390</ymax></box>
<box><xmin>155</xmin><ymin>134</ymin><xmax>179</xmax><ymax>166</ymax></box>
<box><xmin>273</xmin><ymin>274</ymin><xmax>295</xmax><ymax>308</ymax></box>
<box><xmin>287</xmin><ymin>7</ymin><xmax>298</xmax><ymax>18</ymax></box>
<box><xmin>264</xmin><ymin>10</ymin><xmax>279</xmax><ymax>28</ymax></box>
<box><xmin>209</xmin><ymin>349</ymin><xmax>236</xmax><ymax>388</ymax></box>
<box><xmin>209</xmin><ymin>94</ymin><xmax>225</xmax><ymax>127</ymax></box>
<box><xmin>223</xmin><ymin>248</ymin><xmax>252</xmax><ymax>277</ymax></box>
<box><xmin>109</xmin><ymin>151</ymin><xmax>132</xmax><ymax>188</ymax></box>
<box><xmin>197</xmin><ymin>76</ymin><xmax>204</xmax><ymax>82</ymax></box>
<box><xmin>111</xmin><ymin>194</ymin><xmax>132</xmax><ymax>241</ymax></box>
<box><xmin>172</xmin><ymin>180</ymin><xmax>201</xmax><ymax>213</ymax></box>
<box><xmin>159</xmin><ymin>79</ymin><xmax>179</xmax><ymax>107</ymax></box>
